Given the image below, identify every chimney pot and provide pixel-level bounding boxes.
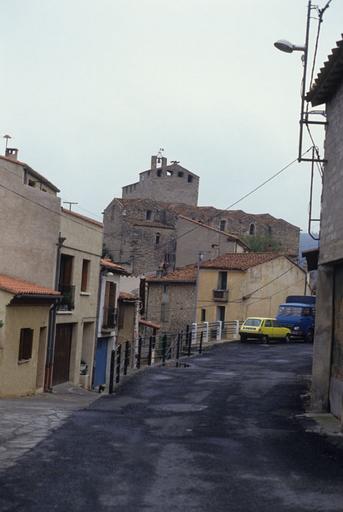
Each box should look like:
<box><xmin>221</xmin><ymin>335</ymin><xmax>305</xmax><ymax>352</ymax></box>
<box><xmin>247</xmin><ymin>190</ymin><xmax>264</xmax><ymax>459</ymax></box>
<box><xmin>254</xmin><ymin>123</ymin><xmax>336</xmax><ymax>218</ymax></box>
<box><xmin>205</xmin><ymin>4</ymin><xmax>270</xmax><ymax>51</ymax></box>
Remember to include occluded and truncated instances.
<box><xmin>5</xmin><ymin>148</ymin><xmax>18</xmax><ymax>160</ymax></box>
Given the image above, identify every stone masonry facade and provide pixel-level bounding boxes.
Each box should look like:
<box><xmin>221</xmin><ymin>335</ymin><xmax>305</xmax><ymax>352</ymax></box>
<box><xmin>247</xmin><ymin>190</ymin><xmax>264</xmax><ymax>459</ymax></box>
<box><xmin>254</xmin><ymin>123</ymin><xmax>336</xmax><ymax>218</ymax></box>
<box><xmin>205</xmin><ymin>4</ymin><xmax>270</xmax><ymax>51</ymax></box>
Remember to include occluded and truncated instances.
<box><xmin>103</xmin><ymin>155</ymin><xmax>300</xmax><ymax>276</ymax></box>
<box><xmin>122</xmin><ymin>156</ymin><xmax>200</xmax><ymax>206</ymax></box>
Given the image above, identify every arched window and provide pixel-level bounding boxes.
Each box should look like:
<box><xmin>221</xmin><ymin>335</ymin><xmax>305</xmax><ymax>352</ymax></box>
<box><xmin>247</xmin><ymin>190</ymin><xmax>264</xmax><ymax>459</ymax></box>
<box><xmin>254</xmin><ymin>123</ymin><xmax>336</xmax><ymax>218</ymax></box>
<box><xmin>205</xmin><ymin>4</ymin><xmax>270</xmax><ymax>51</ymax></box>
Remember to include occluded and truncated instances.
<box><xmin>268</xmin><ymin>225</ymin><xmax>272</xmax><ymax>236</ymax></box>
<box><xmin>249</xmin><ymin>223</ymin><xmax>255</xmax><ymax>236</ymax></box>
<box><xmin>155</xmin><ymin>232</ymin><xmax>161</xmax><ymax>245</ymax></box>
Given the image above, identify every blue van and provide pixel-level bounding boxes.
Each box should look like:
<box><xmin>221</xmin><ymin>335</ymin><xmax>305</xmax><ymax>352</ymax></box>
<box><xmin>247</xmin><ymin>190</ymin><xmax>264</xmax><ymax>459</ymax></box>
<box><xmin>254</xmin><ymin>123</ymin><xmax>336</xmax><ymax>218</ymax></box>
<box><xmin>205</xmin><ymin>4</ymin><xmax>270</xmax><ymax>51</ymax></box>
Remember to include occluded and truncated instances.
<box><xmin>276</xmin><ymin>296</ymin><xmax>316</xmax><ymax>342</ymax></box>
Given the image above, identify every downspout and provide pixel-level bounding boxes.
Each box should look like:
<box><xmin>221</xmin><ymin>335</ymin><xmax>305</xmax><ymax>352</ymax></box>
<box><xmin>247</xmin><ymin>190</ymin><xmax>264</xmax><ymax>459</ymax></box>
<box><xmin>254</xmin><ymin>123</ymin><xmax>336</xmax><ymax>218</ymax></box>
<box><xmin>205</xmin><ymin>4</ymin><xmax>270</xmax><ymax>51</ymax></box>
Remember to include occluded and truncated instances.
<box><xmin>91</xmin><ymin>266</ymin><xmax>103</xmax><ymax>389</ymax></box>
<box><xmin>44</xmin><ymin>233</ymin><xmax>65</xmax><ymax>391</ymax></box>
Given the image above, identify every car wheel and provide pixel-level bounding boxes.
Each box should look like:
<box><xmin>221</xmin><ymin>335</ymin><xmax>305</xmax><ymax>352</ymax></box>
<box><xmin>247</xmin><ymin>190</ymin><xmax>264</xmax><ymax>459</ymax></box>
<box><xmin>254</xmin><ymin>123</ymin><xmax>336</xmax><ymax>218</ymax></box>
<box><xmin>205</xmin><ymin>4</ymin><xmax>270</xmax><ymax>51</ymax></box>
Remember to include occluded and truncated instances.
<box><xmin>285</xmin><ymin>334</ymin><xmax>291</xmax><ymax>343</ymax></box>
<box><xmin>240</xmin><ymin>334</ymin><xmax>247</xmax><ymax>343</ymax></box>
<box><xmin>261</xmin><ymin>335</ymin><xmax>269</xmax><ymax>344</ymax></box>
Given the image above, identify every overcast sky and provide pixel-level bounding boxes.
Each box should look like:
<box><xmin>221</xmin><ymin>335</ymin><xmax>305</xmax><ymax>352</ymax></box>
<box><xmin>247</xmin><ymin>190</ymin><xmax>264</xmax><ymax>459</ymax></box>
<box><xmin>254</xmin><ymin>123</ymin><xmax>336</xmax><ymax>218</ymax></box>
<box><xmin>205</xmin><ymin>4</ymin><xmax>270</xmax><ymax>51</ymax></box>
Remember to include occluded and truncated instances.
<box><xmin>1</xmin><ymin>0</ymin><xmax>342</xmax><ymax>230</ymax></box>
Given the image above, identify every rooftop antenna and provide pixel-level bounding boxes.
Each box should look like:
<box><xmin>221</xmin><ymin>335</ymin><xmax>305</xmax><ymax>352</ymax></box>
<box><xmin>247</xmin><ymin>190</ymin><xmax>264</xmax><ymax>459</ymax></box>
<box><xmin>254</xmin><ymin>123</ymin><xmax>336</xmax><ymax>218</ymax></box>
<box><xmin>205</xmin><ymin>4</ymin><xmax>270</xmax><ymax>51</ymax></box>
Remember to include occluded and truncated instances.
<box><xmin>3</xmin><ymin>134</ymin><xmax>12</xmax><ymax>151</ymax></box>
<box><xmin>63</xmin><ymin>201</ymin><xmax>78</xmax><ymax>211</ymax></box>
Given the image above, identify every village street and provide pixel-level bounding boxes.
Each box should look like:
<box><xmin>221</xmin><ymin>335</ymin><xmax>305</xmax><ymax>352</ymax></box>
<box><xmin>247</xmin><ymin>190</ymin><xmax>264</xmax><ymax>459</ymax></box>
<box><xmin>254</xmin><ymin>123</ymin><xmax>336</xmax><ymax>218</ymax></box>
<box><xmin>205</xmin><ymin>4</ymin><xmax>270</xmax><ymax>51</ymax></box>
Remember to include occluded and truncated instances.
<box><xmin>1</xmin><ymin>342</ymin><xmax>343</xmax><ymax>512</ymax></box>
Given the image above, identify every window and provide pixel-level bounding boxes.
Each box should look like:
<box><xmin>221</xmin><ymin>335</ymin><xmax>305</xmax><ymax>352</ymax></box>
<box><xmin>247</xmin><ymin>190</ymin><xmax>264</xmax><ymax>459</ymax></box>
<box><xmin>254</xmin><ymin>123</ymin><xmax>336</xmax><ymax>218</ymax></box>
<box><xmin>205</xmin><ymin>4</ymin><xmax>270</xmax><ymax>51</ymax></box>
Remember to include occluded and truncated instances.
<box><xmin>28</xmin><ymin>179</ymin><xmax>36</xmax><ymax>188</ymax></box>
<box><xmin>18</xmin><ymin>328</ymin><xmax>33</xmax><ymax>361</ymax></box>
<box><xmin>219</xmin><ymin>220</ymin><xmax>226</xmax><ymax>231</ymax></box>
<box><xmin>249</xmin><ymin>223</ymin><xmax>255</xmax><ymax>236</ymax></box>
<box><xmin>155</xmin><ymin>232</ymin><xmax>160</xmax><ymax>245</ymax></box>
<box><xmin>201</xmin><ymin>308</ymin><xmax>206</xmax><ymax>322</ymax></box>
<box><xmin>264</xmin><ymin>320</ymin><xmax>272</xmax><ymax>327</ymax></box>
<box><xmin>178</xmin><ymin>171</ymin><xmax>184</xmax><ymax>178</ymax></box>
<box><xmin>187</xmin><ymin>174</ymin><xmax>193</xmax><ymax>183</ymax></box>
<box><xmin>166</xmin><ymin>170</ymin><xmax>173</xmax><ymax>176</ymax></box>
<box><xmin>268</xmin><ymin>225</ymin><xmax>272</xmax><ymax>236</ymax></box>
<box><xmin>243</xmin><ymin>318</ymin><xmax>262</xmax><ymax>327</ymax></box>
<box><xmin>217</xmin><ymin>306</ymin><xmax>225</xmax><ymax>322</ymax></box>
<box><xmin>157</xmin><ymin>169</ymin><xmax>162</xmax><ymax>177</ymax></box>
<box><xmin>146</xmin><ymin>210</ymin><xmax>152</xmax><ymax>220</ymax></box>
<box><xmin>81</xmin><ymin>259</ymin><xmax>90</xmax><ymax>292</ymax></box>
<box><xmin>218</xmin><ymin>271</ymin><xmax>228</xmax><ymax>290</ymax></box>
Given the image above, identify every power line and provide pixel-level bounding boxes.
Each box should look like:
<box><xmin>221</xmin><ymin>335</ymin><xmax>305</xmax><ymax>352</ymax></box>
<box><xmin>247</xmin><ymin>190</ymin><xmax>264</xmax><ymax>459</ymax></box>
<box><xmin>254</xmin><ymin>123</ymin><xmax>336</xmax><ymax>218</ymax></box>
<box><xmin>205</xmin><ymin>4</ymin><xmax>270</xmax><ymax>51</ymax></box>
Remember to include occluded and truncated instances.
<box><xmin>0</xmin><ymin>181</ymin><xmax>103</xmax><ymax>236</ymax></box>
<box><xmin>156</xmin><ymin>147</ymin><xmax>313</xmax><ymax>251</ymax></box>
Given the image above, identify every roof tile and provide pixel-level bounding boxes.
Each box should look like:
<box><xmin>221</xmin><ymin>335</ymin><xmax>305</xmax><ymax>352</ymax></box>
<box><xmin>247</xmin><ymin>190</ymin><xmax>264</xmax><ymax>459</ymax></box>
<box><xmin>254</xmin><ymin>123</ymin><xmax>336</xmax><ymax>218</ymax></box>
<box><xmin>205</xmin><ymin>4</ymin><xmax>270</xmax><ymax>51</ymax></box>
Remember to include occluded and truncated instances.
<box><xmin>0</xmin><ymin>275</ymin><xmax>60</xmax><ymax>296</ymax></box>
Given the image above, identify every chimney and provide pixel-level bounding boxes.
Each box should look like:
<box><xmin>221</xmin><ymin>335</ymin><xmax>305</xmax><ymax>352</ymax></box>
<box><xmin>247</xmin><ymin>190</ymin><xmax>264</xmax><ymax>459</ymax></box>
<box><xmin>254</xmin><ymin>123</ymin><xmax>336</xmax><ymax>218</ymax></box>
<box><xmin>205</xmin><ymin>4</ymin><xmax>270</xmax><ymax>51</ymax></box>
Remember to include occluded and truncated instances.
<box><xmin>5</xmin><ymin>148</ymin><xmax>18</xmax><ymax>160</ymax></box>
<box><xmin>151</xmin><ymin>155</ymin><xmax>157</xmax><ymax>169</ymax></box>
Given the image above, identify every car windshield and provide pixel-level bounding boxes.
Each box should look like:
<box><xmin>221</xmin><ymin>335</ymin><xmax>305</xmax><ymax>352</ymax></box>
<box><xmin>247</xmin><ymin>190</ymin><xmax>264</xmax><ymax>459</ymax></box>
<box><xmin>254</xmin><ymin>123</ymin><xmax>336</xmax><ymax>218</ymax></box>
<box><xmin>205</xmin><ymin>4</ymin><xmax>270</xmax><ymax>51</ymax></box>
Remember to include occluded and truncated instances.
<box><xmin>244</xmin><ymin>319</ymin><xmax>262</xmax><ymax>327</ymax></box>
<box><xmin>278</xmin><ymin>306</ymin><xmax>302</xmax><ymax>317</ymax></box>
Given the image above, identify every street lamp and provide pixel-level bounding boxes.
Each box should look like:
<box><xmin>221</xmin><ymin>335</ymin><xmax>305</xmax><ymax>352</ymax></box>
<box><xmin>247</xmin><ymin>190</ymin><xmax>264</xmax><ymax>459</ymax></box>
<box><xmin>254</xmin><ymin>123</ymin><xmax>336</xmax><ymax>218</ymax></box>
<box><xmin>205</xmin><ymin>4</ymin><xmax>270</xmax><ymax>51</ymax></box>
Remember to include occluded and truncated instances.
<box><xmin>274</xmin><ymin>39</ymin><xmax>306</xmax><ymax>53</ymax></box>
<box><xmin>274</xmin><ymin>1</ymin><xmax>312</xmax><ymax>162</ymax></box>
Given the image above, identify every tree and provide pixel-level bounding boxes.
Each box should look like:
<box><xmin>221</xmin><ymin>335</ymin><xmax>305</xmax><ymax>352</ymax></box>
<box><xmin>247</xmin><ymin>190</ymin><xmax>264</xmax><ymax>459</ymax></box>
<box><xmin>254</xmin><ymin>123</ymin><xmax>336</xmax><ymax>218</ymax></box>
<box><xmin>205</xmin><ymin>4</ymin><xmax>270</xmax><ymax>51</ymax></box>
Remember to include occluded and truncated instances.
<box><xmin>242</xmin><ymin>235</ymin><xmax>282</xmax><ymax>253</ymax></box>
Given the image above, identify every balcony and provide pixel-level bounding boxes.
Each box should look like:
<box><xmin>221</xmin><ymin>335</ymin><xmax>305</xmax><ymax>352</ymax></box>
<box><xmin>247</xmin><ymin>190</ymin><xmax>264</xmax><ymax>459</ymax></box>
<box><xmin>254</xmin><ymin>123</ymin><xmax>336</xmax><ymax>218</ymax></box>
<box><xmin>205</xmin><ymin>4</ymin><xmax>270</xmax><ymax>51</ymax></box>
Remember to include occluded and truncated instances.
<box><xmin>57</xmin><ymin>285</ymin><xmax>75</xmax><ymax>312</ymax></box>
<box><xmin>102</xmin><ymin>306</ymin><xmax>117</xmax><ymax>331</ymax></box>
<box><xmin>213</xmin><ymin>289</ymin><xmax>228</xmax><ymax>302</ymax></box>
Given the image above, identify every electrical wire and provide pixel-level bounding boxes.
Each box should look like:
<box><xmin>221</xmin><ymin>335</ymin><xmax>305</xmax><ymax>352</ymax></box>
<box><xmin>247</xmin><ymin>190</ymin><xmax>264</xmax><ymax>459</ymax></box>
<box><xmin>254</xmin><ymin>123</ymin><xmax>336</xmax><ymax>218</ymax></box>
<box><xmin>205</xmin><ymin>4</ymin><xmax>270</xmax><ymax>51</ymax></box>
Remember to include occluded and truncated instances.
<box><xmin>155</xmin><ymin>147</ymin><xmax>313</xmax><ymax>252</ymax></box>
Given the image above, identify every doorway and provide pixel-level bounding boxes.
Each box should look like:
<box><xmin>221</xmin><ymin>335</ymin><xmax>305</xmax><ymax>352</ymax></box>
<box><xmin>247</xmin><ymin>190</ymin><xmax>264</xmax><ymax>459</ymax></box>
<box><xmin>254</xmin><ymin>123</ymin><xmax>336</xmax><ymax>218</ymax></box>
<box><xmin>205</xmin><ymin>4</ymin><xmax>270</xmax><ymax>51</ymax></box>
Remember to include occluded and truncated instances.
<box><xmin>53</xmin><ymin>324</ymin><xmax>73</xmax><ymax>385</ymax></box>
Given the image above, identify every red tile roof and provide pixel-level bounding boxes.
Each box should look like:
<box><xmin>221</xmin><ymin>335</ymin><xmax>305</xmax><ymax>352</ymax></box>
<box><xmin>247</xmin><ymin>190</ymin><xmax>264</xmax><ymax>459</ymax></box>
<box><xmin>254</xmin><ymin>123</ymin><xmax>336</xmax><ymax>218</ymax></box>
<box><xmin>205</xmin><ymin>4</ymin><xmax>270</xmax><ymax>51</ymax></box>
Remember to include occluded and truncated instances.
<box><xmin>146</xmin><ymin>265</ymin><xmax>197</xmax><ymax>283</ymax></box>
<box><xmin>100</xmin><ymin>258</ymin><xmax>129</xmax><ymax>275</ymax></box>
<box><xmin>139</xmin><ymin>319</ymin><xmax>160</xmax><ymax>330</ymax></box>
<box><xmin>119</xmin><ymin>291</ymin><xmax>138</xmax><ymax>301</ymax></box>
<box><xmin>0</xmin><ymin>275</ymin><xmax>60</xmax><ymax>296</ymax></box>
<box><xmin>61</xmin><ymin>208</ymin><xmax>103</xmax><ymax>228</ymax></box>
<box><xmin>307</xmin><ymin>34</ymin><xmax>343</xmax><ymax>106</ymax></box>
<box><xmin>200</xmin><ymin>252</ymin><xmax>282</xmax><ymax>270</ymax></box>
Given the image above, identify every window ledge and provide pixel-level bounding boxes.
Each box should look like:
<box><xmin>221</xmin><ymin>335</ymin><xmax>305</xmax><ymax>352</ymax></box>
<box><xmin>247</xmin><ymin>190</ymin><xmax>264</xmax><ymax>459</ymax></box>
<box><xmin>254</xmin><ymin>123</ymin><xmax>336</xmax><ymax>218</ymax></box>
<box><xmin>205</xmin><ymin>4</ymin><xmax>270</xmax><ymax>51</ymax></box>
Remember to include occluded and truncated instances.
<box><xmin>18</xmin><ymin>359</ymin><xmax>31</xmax><ymax>365</ymax></box>
<box><xmin>57</xmin><ymin>310</ymin><xmax>73</xmax><ymax>315</ymax></box>
<box><xmin>80</xmin><ymin>292</ymin><xmax>90</xmax><ymax>296</ymax></box>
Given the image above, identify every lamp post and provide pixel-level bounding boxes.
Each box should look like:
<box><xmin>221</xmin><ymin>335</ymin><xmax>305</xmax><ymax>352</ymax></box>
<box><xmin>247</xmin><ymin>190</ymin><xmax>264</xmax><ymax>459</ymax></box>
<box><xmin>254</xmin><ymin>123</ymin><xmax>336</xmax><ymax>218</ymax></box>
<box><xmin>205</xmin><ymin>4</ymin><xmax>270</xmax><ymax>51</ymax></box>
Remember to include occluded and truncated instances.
<box><xmin>274</xmin><ymin>0</ymin><xmax>312</xmax><ymax>162</ymax></box>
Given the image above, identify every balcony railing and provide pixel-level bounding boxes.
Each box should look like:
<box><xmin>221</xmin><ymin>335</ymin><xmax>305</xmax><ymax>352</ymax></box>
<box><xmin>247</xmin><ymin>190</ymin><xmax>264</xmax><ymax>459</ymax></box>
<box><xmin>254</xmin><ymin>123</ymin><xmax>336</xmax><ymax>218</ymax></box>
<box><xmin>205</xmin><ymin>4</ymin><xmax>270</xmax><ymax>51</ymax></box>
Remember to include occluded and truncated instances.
<box><xmin>102</xmin><ymin>306</ymin><xmax>117</xmax><ymax>330</ymax></box>
<box><xmin>213</xmin><ymin>289</ymin><xmax>228</xmax><ymax>302</ymax></box>
<box><xmin>57</xmin><ymin>285</ymin><xmax>75</xmax><ymax>311</ymax></box>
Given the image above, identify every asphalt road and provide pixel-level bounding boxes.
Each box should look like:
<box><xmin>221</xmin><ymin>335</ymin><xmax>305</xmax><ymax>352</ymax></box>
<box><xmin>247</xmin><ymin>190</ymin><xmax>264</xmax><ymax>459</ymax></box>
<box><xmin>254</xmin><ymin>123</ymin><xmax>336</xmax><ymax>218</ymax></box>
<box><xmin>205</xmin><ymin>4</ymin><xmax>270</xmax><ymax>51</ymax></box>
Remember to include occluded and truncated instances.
<box><xmin>1</xmin><ymin>342</ymin><xmax>343</xmax><ymax>512</ymax></box>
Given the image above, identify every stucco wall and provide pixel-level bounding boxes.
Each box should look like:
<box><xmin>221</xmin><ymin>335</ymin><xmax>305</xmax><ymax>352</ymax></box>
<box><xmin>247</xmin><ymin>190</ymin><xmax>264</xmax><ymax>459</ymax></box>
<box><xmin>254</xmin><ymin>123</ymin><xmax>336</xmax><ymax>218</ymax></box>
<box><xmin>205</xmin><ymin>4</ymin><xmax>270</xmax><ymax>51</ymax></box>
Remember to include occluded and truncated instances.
<box><xmin>56</xmin><ymin>212</ymin><xmax>103</xmax><ymax>387</ymax></box>
<box><xmin>197</xmin><ymin>257</ymin><xmax>305</xmax><ymax>323</ymax></box>
<box><xmin>0</xmin><ymin>294</ymin><xmax>50</xmax><ymax>397</ymax></box>
<box><xmin>175</xmin><ymin>217</ymin><xmax>244</xmax><ymax>268</ymax></box>
<box><xmin>0</xmin><ymin>159</ymin><xmax>60</xmax><ymax>288</ymax></box>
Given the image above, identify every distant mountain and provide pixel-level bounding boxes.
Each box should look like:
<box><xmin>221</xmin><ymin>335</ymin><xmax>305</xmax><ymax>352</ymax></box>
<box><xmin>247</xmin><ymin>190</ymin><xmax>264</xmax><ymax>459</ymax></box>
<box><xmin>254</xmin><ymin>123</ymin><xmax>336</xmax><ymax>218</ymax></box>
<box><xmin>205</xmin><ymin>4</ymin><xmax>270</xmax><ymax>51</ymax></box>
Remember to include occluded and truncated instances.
<box><xmin>299</xmin><ymin>232</ymin><xmax>319</xmax><ymax>265</ymax></box>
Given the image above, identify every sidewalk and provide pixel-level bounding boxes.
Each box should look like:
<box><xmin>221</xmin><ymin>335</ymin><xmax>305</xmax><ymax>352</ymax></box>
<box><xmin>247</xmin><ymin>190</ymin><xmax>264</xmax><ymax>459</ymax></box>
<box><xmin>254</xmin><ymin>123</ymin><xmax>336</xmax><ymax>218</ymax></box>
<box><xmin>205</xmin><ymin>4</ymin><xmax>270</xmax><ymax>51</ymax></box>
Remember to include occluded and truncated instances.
<box><xmin>0</xmin><ymin>384</ymin><xmax>100</xmax><ymax>471</ymax></box>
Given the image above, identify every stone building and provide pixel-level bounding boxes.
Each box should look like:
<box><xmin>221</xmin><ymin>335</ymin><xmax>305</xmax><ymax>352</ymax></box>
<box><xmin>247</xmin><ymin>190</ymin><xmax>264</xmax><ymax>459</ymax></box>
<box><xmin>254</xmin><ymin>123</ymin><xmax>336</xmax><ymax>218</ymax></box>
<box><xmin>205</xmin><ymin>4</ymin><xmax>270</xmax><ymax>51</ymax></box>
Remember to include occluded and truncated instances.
<box><xmin>104</xmin><ymin>154</ymin><xmax>300</xmax><ymax>275</ymax></box>
<box><xmin>144</xmin><ymin>253</ymin><xmax>305</xmax><ymax>335</ymax></box>
<box><xmin>306</xmin><ymin>35</ymin><xmax>343</xmax><ymax>420</ymax></box>
<box><xmin>122</xmin><ymin>154</ymin><xmax>199</xmax><ymax>206</ymax></box>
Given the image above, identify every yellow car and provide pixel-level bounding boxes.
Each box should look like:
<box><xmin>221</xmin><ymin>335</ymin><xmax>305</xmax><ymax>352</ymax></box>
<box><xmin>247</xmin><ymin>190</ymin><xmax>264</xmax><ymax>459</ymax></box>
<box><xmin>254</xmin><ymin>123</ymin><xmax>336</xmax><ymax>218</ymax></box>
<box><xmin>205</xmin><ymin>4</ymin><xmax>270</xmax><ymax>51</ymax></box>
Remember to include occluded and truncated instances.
<box><xmin>240</xmin><ymin>317</ymin><xmax>291</xmax><ymax>343</ymax></box>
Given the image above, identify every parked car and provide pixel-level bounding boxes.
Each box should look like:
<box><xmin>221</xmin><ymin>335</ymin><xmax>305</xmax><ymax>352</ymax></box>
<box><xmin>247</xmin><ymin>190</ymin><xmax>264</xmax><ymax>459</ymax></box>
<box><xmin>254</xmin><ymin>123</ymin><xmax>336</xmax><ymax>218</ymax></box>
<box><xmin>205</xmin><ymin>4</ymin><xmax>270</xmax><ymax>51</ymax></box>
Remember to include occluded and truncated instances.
<box><xmin>240</xmin><ymin>317</ymin><xmax>291</xmax><ymax>343</ymax></box>
<box><xmin>276</xmin><ymin>296</ymin><xmax>316</xmax><ymax>343</ymax></box>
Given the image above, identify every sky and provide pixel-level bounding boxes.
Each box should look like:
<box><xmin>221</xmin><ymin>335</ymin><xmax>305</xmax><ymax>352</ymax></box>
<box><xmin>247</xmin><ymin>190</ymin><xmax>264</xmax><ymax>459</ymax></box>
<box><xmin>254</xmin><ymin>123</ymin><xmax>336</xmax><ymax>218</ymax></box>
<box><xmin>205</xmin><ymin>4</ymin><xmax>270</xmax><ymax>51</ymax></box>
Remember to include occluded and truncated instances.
<box><xmin>1</xmin><ymin>0</ymin><xmax>342</xmax><ymax>231</ymax></box>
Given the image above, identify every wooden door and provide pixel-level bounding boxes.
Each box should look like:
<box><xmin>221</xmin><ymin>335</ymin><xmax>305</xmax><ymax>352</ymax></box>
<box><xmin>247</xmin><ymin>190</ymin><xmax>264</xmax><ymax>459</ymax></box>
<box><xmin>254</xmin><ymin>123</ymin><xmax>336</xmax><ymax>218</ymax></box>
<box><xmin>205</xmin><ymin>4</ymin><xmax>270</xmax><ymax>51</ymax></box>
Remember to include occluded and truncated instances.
<box><xmin>53</xmin><ymin>324</ymin><xmax>73</xmax><ymax>385</ymax></box>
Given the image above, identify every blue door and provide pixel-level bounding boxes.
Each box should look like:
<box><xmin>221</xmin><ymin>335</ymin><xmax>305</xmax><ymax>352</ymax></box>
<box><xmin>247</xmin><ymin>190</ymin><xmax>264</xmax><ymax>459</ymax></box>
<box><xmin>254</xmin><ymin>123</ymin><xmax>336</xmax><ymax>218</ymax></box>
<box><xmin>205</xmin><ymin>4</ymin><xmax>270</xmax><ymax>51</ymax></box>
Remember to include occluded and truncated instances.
<box><xmin>94</xmin><ymin>338</ymin><xmax>109</xmax><ymax>387</ymax></box>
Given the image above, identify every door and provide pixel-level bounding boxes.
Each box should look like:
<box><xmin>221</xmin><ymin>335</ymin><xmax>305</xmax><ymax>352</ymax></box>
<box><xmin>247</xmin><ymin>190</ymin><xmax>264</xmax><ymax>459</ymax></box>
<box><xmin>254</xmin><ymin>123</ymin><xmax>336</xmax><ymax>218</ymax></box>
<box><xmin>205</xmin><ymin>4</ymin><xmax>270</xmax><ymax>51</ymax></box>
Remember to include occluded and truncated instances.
<box><xmin>93</xmin><ymin>338</ymin><xmax>109</xmax><ymax>387</ymax></box>
<box><xmin>53</xmin><ymin>324</ymin><xmax>73</xmax><ymax>385</ymax></box>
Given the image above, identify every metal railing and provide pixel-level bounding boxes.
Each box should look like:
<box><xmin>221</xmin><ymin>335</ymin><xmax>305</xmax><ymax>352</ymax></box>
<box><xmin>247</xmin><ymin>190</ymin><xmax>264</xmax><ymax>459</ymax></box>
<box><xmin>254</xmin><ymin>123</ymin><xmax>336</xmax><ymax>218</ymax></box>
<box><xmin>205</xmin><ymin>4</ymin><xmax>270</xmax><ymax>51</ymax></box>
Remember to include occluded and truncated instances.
<box><xmin>57</xmin><ymin>284</ymin><xmax>75</xmax><ymax>311</ymax></box>
<box><xmin>213</xmin><ymin>289</ymin><xmax>229</xmax><ymax>302</ymax></box>
<box><xmin>108</xmin><ymin>320</ymin><xmax>240</xmax><ymax>393</ymax></box>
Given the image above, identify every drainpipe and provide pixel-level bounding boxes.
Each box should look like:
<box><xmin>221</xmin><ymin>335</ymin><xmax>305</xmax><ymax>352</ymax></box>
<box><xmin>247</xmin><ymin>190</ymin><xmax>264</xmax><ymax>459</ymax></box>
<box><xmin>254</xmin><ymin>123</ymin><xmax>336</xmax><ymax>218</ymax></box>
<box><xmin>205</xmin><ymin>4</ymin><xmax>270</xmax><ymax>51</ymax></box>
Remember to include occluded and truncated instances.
<box><xmin>193</xmin><ymin>252</ymin><xmax>204</xmax><ymax>324</ymax></box>
<box><xmin>44</xmin><ymin>233</ymin><xmax>65</xmax><ymax>391</ymax></box>
<box><xmin>91</xmin><ymin>266</ymin><xmax>103</xmax><ymax>389</ymax></box>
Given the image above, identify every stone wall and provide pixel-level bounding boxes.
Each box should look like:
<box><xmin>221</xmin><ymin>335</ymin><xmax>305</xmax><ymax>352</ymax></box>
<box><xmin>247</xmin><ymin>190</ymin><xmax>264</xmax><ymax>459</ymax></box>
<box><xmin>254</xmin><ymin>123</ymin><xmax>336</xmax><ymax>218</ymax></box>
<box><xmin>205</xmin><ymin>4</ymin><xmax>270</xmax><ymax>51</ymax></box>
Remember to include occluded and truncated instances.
<box><xmin>146</xmin><ymin>282</ymin><xmax>195</xmax><ymax>334</ymax></box>
<box><xmin>122</xmin><ymin>163</ymin><xmax>199</xmax><ymax>206</ymax></box>
<box><xmin>103</xmin><ymin>199</ymin><xmax>177</xmax><ymax>275</ymax></box>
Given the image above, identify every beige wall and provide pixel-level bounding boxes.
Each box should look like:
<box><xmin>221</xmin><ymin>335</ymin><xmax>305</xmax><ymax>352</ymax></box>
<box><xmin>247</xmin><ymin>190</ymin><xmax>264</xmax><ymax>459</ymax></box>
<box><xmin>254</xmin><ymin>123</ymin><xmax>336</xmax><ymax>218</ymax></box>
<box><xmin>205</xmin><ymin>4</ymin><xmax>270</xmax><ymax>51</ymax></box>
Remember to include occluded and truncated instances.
<box><xmin>0</xmin><ymin>159</ymin><xmax>61</xmax><ymax>288</ymax></box>
<box><xmin>175</xmin><ymin>217</ymin><xmax>245</xmax><ymax>268</ymax></box>
<box><xmin>0</xmin><ymin>291</ymin><xmax>50</xmax><ymax>397</ymax></box>
<box><xmin>56</xmin><ymin>211</ymin><xmax>103</xmax><ymax>388</ymax></box>
<box><xmin>197</xmin><ymin>257</ymin><xmax>306</xmax><ymax>323</ymax></box>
